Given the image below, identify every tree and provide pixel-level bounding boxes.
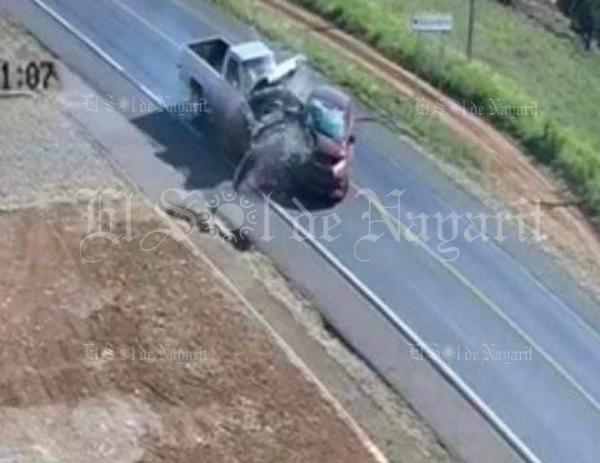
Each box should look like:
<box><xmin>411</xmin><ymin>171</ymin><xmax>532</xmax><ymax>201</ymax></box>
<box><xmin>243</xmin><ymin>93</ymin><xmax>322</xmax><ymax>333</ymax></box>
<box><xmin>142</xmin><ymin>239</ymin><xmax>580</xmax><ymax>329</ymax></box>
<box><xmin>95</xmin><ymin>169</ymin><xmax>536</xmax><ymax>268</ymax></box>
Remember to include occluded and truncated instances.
<box><xmin>558</xmin><ymin>0</ymin><xmax>600</xmax><ymax>49</ymax></box>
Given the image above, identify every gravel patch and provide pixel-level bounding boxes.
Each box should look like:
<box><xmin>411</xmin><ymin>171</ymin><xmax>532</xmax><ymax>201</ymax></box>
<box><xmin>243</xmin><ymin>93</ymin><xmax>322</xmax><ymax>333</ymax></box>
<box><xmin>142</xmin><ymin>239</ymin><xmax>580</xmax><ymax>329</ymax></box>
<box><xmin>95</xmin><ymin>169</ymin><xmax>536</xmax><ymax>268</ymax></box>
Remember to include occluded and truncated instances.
<box><xmin>0</xmin><ymin>19</ymin><xmax>130</xmax><ymax>210</ymax></box>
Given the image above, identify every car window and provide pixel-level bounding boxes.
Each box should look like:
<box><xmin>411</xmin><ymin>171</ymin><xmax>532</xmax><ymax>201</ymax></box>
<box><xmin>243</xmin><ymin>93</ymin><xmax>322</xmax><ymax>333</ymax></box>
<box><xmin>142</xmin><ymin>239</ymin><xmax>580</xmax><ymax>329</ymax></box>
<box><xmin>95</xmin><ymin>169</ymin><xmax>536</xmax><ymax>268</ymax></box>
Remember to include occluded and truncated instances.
<box><xmin>306</xmin><ymin>99</ymin><xmax>346</xmax><ymax>142</ymax></box>
<box><xmin>225</xmin><ymin>59</ymin><xmax>240</xmax><ymax>88</ymax></box>
<box><xmin>243</xmin><ymin>56</ymin><xmax>275</xmax><ymax>90</ymax></box>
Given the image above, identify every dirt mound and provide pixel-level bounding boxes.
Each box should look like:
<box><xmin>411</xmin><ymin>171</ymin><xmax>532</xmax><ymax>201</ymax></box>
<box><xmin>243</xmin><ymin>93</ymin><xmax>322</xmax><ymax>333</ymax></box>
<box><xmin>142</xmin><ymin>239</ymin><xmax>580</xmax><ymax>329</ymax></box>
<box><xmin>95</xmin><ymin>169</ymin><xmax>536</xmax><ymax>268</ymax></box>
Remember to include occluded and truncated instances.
<box><xmin>0</xmin><ymin>203</ymin><xmax>380</xmax><ymax>463</ymax></box>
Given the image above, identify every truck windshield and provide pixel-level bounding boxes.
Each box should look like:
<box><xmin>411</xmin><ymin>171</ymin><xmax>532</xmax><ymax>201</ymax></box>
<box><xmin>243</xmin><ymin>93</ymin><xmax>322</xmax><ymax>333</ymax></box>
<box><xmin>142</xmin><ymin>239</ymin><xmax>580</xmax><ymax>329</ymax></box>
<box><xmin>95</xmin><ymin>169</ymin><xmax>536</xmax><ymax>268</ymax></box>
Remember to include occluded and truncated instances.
<box><xmin>306</xmin><ymin>99</ymin><xmax>346</xmax><ymax>142</ymax></box>
<box><xmin>243</xmin><ymin>56</ymin><xmax>275</xmax><ymax>88</ymax></box>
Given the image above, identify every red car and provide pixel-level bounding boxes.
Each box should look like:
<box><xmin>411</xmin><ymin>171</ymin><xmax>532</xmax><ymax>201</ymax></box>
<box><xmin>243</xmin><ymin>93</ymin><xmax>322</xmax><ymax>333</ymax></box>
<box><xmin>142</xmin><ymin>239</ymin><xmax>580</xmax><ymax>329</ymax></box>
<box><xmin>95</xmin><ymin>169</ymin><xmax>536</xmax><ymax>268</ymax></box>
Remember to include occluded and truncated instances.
<box><xmin>301</xmin><ymin>86</ymin><xmax>356</xmax><ymax>200</ymax></box>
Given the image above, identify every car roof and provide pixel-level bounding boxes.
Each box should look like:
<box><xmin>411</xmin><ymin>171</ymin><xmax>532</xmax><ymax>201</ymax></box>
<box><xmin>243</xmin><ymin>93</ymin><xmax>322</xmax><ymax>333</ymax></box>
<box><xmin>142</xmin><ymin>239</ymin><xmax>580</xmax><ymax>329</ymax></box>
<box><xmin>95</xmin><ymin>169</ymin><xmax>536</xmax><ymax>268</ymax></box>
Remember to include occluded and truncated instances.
<box><xmin>230</xmin><ymin>41</ymin><xmax>274</xmax><ymax>62</ymax></box>
<box><xmin>308</xmin><ymin>86</ymin><xmax>351</xmax><ymax>109</ymax></box>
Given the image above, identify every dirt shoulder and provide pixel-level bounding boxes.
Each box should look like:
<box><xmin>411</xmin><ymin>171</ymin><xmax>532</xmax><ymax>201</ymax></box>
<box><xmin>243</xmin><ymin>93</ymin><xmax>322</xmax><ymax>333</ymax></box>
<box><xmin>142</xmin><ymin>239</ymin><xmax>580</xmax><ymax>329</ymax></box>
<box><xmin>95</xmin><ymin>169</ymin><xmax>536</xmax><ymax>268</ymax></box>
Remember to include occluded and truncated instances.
<box><xmin>0</xmin><ymin>203</ymin><xmax>384</xmax><ymax>463</ymax></box>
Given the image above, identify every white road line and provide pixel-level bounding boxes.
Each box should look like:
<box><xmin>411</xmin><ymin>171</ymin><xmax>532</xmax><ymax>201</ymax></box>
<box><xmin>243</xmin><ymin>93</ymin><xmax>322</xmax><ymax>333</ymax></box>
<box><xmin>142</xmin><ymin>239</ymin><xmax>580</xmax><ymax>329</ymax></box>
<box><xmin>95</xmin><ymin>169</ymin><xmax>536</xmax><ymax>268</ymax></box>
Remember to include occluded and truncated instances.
<box><xmin>108</xmin><ymin>0</ymin><xmax>181</xmax><ymax>50</ymax></box>
<box><xmin>351</xmin><ymin>186</ymin><xmax>600</xmax><ymax>412</ymax></box>
<box><xmin>32</xmin><ymin>0</ymin><xmax>125</xmax><ymax>73</ymax></box>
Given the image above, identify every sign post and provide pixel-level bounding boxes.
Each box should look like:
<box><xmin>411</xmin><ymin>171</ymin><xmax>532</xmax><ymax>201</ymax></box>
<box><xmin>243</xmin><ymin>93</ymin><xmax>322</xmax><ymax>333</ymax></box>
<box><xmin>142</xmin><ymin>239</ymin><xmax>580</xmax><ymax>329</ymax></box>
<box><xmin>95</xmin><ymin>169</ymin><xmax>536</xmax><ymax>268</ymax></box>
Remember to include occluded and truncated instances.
<box><xmin>411</xmin><ymin>14</ymin><xmax>454</xmax><ymax>34</ymax></box>
<box><xmin>411</xmin><ymin>13</ymin><xmax>453</xmax><ymax>81</ymax></box>
<box><xmin>467</xmin><ymin>0</ymin><xmax>476</xmax><ymax>59</ymax></box>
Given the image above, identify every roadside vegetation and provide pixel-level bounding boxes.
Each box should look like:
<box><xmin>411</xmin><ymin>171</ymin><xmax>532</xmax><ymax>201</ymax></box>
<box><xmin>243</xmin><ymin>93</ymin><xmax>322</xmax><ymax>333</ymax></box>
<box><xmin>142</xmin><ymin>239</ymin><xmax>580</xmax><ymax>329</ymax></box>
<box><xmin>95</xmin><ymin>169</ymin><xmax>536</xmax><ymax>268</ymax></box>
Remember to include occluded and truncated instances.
<box><xmin>285</xmin><ymin>0</ymin><xmax>600</xmax><ymax>223</ymax></box>
<box><xmin>557</xmin><ymin>0</ymin><xmax>600</xmax><ymax>48</ymax></box>
<box><xmin>211</xmin><ymin>0</ymin><xmax>486</xmax><ymax>173</ymax></box>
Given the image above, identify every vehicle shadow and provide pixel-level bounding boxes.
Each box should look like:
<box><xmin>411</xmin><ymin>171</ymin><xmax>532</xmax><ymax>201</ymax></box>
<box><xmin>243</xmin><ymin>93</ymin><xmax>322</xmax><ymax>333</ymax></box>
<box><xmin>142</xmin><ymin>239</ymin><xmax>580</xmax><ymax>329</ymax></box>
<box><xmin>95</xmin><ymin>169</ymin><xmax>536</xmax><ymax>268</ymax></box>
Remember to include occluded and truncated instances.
<box><xmin>131</xmin><ymin>109</ymin><xmax>232</xmax><ymax>191</ymax></box>
<box><xmin>132</xmin><ymin>108</ymin><xmax>339</xmax><ymax>212</ymax></box>
<box><xmin>273</xmin><ymin>189</ymin><xmax>340</xmax><ymax>212</ymax></box>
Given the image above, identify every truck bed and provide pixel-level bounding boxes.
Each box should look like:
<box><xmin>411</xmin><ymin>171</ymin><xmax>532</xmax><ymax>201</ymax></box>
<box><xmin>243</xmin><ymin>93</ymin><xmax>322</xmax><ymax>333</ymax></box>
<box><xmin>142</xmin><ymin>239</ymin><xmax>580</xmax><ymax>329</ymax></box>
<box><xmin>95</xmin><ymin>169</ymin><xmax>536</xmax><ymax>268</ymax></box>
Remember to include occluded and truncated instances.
<box><xmin>188</xmin><ymin>37</ymin><xmax>230</xmax><ymax>73</ymax></box>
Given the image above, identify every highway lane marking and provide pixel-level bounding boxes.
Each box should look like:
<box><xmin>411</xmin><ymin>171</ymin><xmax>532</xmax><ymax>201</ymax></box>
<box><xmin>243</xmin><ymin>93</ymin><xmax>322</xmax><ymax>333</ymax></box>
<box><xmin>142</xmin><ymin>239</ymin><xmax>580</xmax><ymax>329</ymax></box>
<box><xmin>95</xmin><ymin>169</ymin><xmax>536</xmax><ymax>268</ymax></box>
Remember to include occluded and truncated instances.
<box><xmin>350</xmin><ymin>132</ymin><xmax>600</xmax><ymax>346</ymax></box>
<box><xmin>32</xmin><ymin>0</ymin><xmax>125</xmax><ymax>73</ymax></box>
<box><xmin>30</xmin><ymin>0</ymin><xmax>169</xmax><ymax>106</ymax></box>
<box><xmin>348</xmin><ymin>182</ymin><xmax>600</xmax><ymax>412</ymax></box>
<box><xmin>264</xmin><ymin>199</ymin><xmax>542</xmax><ymax>463</ymax></box>
<box><xmin>106</xmin><ymin>0</ymin><xmax>182</xmax><ymax>50</ymax></box>
<box><xmin>482</xmin><ymin>230</ymin><xmax>600</xmax><ymax>344</ymax></box>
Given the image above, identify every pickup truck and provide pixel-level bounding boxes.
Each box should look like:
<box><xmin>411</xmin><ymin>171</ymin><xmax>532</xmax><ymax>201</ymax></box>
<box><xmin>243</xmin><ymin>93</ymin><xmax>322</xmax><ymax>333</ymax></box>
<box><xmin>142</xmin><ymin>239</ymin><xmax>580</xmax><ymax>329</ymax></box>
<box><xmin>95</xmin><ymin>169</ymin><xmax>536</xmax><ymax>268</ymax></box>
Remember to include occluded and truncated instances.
<box><xmin>180</xmin><ymin>37</ymin><xmax>304</xmax><ymax>159</ymax></box>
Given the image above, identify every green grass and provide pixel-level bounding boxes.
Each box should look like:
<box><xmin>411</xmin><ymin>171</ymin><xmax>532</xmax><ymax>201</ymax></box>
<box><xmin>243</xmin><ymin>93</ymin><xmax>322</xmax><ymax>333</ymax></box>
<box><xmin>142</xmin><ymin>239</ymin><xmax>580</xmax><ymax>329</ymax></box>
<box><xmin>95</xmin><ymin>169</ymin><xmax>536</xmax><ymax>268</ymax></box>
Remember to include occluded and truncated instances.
<box><xmin>288</xmin><ymin>0</ymin><xmax>600</xmax><ymax>222</ymax></box>
<box><xmin>210</xmin><ymin>0</ymin><xmax>486</xmax><ymax>173</ymax></box>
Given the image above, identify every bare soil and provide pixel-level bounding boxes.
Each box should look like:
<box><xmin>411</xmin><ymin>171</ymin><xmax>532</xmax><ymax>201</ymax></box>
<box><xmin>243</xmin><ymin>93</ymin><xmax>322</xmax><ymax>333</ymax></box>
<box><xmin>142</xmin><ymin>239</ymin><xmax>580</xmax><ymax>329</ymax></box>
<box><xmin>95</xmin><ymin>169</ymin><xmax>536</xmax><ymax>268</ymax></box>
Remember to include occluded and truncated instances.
<box><xmin>0</xmin><ymin>203</ymin><xmax>381</xmax><ymax>463</ymax></box>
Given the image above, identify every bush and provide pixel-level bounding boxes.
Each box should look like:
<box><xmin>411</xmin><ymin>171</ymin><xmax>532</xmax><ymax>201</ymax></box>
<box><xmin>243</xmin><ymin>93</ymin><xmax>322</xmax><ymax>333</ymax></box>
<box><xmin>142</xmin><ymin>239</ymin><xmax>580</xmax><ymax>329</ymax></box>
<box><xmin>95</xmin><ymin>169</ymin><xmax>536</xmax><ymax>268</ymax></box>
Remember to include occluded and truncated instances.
<box><xmin>558</xmin><ymin>0</ymin><xmax>600</xmax><ymax>48</ymax></box>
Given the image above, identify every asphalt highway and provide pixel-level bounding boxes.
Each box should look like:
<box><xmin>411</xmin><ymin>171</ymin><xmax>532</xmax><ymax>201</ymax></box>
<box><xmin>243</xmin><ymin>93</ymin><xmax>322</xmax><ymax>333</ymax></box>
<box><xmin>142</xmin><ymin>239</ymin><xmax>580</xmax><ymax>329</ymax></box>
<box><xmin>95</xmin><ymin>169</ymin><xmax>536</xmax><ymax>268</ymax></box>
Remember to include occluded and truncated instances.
<box><xmin>5</xmin><ymin>0</ymin><xmax>600</xmax><ymax>461</ymax></box>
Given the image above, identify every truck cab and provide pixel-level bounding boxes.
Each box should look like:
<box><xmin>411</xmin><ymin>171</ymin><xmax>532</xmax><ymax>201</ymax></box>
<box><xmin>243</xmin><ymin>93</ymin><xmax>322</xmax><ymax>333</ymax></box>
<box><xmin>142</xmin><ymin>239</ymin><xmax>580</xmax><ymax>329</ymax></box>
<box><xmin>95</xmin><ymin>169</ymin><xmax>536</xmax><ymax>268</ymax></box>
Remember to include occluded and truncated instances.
<box><xmin>222</xmin><ymin>41</ymin><xmax>276</xmax><ymax>95</ymax></box>
<box><xmin>180</xmin><ymin>37</ymin><xmax>304</xmax><ymax>161</ymax></box>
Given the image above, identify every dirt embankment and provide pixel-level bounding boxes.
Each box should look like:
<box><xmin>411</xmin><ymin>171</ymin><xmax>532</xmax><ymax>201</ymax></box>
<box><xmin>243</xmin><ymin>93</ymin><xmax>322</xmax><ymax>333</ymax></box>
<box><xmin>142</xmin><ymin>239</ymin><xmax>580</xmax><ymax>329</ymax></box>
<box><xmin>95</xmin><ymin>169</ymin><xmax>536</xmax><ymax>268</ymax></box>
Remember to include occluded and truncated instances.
<box><xmin>0</xmin><ymin>204</ymin><xmax>381</xmax><ymax>463</ymax></box>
